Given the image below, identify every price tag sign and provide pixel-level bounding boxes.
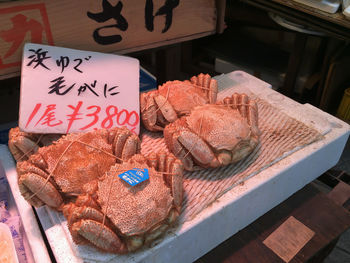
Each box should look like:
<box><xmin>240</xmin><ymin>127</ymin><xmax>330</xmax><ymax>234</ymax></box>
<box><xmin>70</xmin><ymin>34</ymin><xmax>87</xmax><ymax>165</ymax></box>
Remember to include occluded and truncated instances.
<box><xmin>118</xmin><ymin>168</ymin><xmax>149</xmax><ymax>186</ymax></box>
<box><xmin>19</xmin><ymin>43</ymin><xmax>140</xmax><ymax>134</ymax></box>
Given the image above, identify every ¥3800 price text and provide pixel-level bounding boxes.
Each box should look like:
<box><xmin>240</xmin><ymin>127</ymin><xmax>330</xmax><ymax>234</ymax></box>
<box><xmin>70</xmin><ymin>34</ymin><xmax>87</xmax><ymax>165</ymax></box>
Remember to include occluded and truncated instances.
<box><xmin>25</xmin><ymin>101</ymin><xmax>139</xmax><ymax>134</ymax></box>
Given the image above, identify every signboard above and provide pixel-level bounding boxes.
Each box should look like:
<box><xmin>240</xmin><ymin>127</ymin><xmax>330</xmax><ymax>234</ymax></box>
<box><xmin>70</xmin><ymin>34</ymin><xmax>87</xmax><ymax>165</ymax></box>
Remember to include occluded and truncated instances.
<box><xmin>0</xmin><ymin>0</ymin><xmax>219</xmax><ymax>79</ymax></box>
<box><xmin>19</xmin><ymin>43</ymin><xmax>140</xmax><ymax>134</ymax></box>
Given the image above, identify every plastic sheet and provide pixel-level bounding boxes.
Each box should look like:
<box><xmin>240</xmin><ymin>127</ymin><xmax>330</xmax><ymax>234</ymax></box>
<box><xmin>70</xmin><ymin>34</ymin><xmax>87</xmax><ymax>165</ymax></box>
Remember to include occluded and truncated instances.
<box><xmin>0</xmin><ymin>175</ymin><xmax>28</xmax><ymax>263</ymax></box>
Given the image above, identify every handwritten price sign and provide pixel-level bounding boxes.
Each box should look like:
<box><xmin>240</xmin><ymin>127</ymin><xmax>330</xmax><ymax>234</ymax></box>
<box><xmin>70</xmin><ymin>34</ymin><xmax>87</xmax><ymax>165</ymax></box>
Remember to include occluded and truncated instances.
<box><xmin>19</xmin><ymin>43</ymin><xmax>140</xmax><ymax>134</ymax></box>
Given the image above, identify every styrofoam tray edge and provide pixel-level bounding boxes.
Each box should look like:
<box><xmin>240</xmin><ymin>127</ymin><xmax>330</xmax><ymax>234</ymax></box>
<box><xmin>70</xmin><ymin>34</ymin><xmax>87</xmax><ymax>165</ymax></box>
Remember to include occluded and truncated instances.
<box><xmin>223</xmin><ymin>71</ymin><xmax>339</xmax><ymax>135</ymax></box>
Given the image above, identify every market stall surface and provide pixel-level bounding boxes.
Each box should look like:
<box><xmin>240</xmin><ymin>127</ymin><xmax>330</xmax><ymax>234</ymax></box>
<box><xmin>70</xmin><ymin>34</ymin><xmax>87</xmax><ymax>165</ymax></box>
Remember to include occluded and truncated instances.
<box><xmin>324</xmin><ymin>138</ymin><xmax>350</xmax><ymax>263</ymax></box>
<box><xmin>0</xmin><ymin>71</ymin><xmax>349</xmax><ymax>263</ymax></box>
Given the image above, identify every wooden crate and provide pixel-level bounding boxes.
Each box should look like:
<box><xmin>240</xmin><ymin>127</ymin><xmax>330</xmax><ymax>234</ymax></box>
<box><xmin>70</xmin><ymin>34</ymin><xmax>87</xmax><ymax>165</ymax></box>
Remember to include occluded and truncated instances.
<box><xmin>0</xmin><ymin>0</ymin><xmax>222</xmax><ymax>79</ymax></box>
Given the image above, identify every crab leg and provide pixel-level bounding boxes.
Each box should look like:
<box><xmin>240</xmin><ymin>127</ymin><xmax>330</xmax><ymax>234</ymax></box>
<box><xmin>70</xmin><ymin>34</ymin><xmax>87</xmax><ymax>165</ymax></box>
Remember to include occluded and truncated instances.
<box><xmin>16</xmin><ymin>161</ymin><xmax>61</xmax><ymax>207</ymax></box>
<box><xmin>230</xmin><ymin>140</ymin><xmax>257</xmax><ymax>163</ymax></box>
<box><xmin>191</xmin><ymin>73</ymin><xmax>203</xmax><ymax>87</ymax></box>
<box><xmin>154</xmin><ymin>94</ymin><xmax>178</xmax><ymax>123</ymax></box>
<box><xmin>8</xmin><ymin>128</ymin><xmax>40</xmax><ymax>161</ymax></box>
<box><xmin>164</xmin><ymin>122</ymin><xmax>195</xmax><ymax>170</ymax></box>
<box><xmin>223</xmin><ymin>94</ymin><xmax>260</xmax><ymax>139</ymax></box>
<box><xmin>140</xmin><ymin>92</ymin><xmax>165</xmax><ymax>131</ymax></box>
<box><xmin>72</xmin><ymin>219</ymin><xmax>127</xmax><ymax>253</ymax></box>
<box><xmin>170</xmin><ymin>131</ymin><xmax>196</xmax><ymax>171</ymax></box>
<box><xmin>156</xmin><ymin>107</ymin><xmax>169</xmax><ymax>126</ymax></box>
<box><xmin>177</xmin><ymin>130</ymin><xmax>220</xmax><ymax>168</ymax></box>
<box><xmin>74</xmin><ymin>194</ymin><xmax>100</xmax><ymax>209</ymax></box>
<box><xmin>63</xmin><ymin>202</ymin><xmax>128</xmax><ymax>253</ymax></box>
<box><xmin>146</xmin><ymin>152</ymin><xmax>183</xmax><ymax>211</ymax></box>
<box><xmin>111</xmin><ymin>128</ymin><xmax>140</xmax><ymax>161</ymax></box>
<box><xmin>121</xmin><ymin>135</ymin><xmax>140</xmax><ymax>160</ymax></box>
<box><xmin>222</xmin><ymin>94</ymin><xmax>260</xmax><ymax>162</ymax></box>
<box><xmin>248</xmin><ymin>100</ymin><xmax>260</xmax><ymax>138</ymax></box>
<box><xmin>208</xmin><ymin>78</ymin><xmax>218</xmax><ymax>104</ymax></box>
<box><xmin>19</xmin><ymin>173</ymin><xmax>63</xmax><ymax>208</ymax></box>
<box><xmin>140</xmin><ymin>92</ymin><xmax>161</xmax><ymax>131</ymax></box>
<box><xmin>18</xmin><ymin>183</ymin><xmax>45</xmax><ymax>207</ymax></box>
<box><xmin>8</xmin><ymin>127</ymin><xmax>61</xmax><ymax>162</ymax></box>
<box><xmin>175</xmin><ymin>127</ymin><xmax>236</xmax><ymax>169</ymax></box>
<box><xmin>63</xmin><ymin>203</ymin><xmax>104</xmax><ymax>242</ymax></box>
<box><xmin>169</xmin><ymin>160</ymin><xmax>183</xmax><ymax>212</ymax></box>
<box><xmin>112</xmin><ymin>128</ymin><xmax>131</xmax><ymax>158</ymax></box>
<box><xmin>191</xmin><ymin>73</ymin><xmax>218</xmax><ymax>104</ymax></box>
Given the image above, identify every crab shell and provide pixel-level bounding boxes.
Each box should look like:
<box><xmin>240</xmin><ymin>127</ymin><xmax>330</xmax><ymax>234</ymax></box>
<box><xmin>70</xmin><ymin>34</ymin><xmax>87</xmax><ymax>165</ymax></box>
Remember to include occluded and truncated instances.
<box><xmin>8</xmin><ymin>127</ymin><xmax>62</xmax><ymax>162</ymax></box>
<box><xmin>16</xmin><ymin>127</ymin><xmax>141</xmax><ymax>209</ymax></box>
<box><xmin>62</xmin><ymin>152</ymin><xmax>183</xmax><ymax>253</ymax></box>
<box><xmin>140</xmin><ymin>73</ymin><xmax>218</xmax><ymax>131</ymax></box>
<box><xmin>164</xmin><ymin>93</ymin><xmax>260</xmax><ymax>171</ymax></box>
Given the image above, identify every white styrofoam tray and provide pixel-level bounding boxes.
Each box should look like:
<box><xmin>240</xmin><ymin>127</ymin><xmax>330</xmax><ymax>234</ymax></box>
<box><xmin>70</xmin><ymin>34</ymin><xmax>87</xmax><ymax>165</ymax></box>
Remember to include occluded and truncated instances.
<box><xmin>1</xmin><ymin>71</ymin><xmax>349</xmax><ymax>263</ymax></box>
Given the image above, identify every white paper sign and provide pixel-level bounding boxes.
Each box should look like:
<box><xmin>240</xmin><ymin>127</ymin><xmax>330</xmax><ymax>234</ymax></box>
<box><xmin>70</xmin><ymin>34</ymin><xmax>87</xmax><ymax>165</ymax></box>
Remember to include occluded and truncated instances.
<box><xmin>19</xmin><ymin>43</ymin><xmax>140</xmax><ymax>134</ymax></box>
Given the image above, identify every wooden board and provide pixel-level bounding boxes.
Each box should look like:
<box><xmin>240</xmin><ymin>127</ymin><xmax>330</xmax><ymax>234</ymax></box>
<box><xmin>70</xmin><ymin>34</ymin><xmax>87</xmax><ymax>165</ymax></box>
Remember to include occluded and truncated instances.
<box><xmin>196</xmin><ymin>183</ymin><xmax>350</xmax><ymax>263</ymax></box>
<box><xmin>0</xmin><ymin>0</ymin><xmax>218</xmax><ymax>79</ymax></box>
<box><xmin>263</xmin><ymin>216</ymin><xmax>315</xmax><ymax>262</ymax></box>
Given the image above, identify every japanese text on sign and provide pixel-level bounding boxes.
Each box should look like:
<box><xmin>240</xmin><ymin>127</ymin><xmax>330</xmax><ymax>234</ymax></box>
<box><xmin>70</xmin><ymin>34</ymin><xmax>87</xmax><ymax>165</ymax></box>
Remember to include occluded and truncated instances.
<box><xmin>19</xmin><ymin>43</ymin><xmax>140</xmax><ymax>134</ymax></box>
<box><xmin>88</xmin><ymin>0</ymin><xmax>180</xmax><ymax>45</ymax></box>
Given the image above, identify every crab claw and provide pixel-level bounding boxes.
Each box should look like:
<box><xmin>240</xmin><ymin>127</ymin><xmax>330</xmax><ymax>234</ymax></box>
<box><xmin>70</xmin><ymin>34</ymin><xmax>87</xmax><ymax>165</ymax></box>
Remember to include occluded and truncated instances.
<box><xmin>140</xmin><ymin>91</ymin><xmax>177</xmax><ymax>132</ymax></box>
<box><xmin>17</xmin><ymin>160</ymin><xmax>63</xmax><ymax>208</ymax></box>
<box><xmin>63</xmin><ymin>201</ymin><xmax>127</xmax><ymax>253</ymax></box>
<box><xmin>8</xmin><ymin>127</ymin><xmax>61</xmax><ymax>162</ymax></box>
<box><xmin>73</xmin><ymin>219</ymin><xmax>127</xmax><ymax>253</ymax></box>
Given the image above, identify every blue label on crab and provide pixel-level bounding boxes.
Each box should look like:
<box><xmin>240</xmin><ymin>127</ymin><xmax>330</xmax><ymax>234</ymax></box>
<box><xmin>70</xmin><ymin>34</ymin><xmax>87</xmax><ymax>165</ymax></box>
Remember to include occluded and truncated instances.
<box><xmin>118</xmin><ymin>168</ymin><xmax>149</xmax><ymax>186</ymax></box>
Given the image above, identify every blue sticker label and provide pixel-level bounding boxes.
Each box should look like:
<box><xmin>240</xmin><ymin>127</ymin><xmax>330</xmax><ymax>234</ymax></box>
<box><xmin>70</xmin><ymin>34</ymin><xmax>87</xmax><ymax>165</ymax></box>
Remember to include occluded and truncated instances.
<box><xmin>118</xmin><ymin>168</ymin><xmax>149</xmax><ymax>186</ymax></box>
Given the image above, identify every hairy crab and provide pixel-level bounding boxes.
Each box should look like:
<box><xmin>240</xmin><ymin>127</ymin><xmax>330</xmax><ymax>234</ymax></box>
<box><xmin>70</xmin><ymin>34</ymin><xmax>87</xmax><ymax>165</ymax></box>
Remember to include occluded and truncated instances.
<box><xmin>16</xmin><ymin>127</ymin><xmax>140</xmax><ymax>209</ymax></box>
<box><xmin>164</xmin><ymin>93</ymin><xmax>260</xmax><ymax>171</ymax></box>
<box><xmin>8</xmin><ymin>127</ymin><xmax>61</xmax><ymax>162</ymax></box>
<box><xmin>62</xmin><ymin>152</ymin><xmax>183</xmax><ymax>253</ymax></box>
<box><xmin>140</xmin><ymin>73</ymin><xmax>218</xmax><ymax>131</ymax></box>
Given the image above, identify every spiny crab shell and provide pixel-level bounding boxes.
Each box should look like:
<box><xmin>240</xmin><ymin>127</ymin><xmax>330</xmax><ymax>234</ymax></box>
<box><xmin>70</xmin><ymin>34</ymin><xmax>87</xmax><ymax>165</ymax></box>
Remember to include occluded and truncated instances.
<box><xmin>164</xmin><ymin>93</ymin><xmax>260</xmax><ymax>171</ymax></box>
<box><xmin>140</xmin><ymin>73</ymin><xmax>218</xmax><ymax>131</ymax></box>
<box><xmin>8</xmin><ymin>127</ymin><xmax>61</xmax><ymax>162</ymax></box>
<box><xmin>62</xmin><ymin>152</ymin><xmax>183</xmax><ymax>253</ymax></box>
<box><xmin>16</xmin><ymin>127</ymin><xmax>140</xmax><ymax>209</ymax></box>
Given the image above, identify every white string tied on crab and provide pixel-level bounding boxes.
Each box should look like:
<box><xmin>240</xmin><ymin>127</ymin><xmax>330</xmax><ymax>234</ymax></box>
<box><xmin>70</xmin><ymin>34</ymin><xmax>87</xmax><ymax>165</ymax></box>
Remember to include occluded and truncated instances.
<box><xmin>28</xmin><ymin>138</ymin><xmax>77</xmax><ymax>201</ymax></box>
<box><xmin>17</xmin><ymin>134</ymin><xmax>44</xmax><ymax>162</ymax></box>
<box><xmin>141</xmin><ymin>86</ymin><xmax>172</xmax><ymax>126</ymax></box>
<box><xmin>109</xmin><ymin>167</ymin><xmax>179</xmax><ymax>177</ymax></box>
<box><xmin>73</xmin><ymin>140</ymin><xmax>124</xmax><ymax>162</ymax></box>
<box><xmin>217</xmin><ymin>102</ymin><xmax>253</xmax><ymax>107</ymax></box>
<box><xmin>153</xmin><ymin>82</ymin><xmax>172</xmax><ymax>115</ymax></box>
<box><xmin>193</xmin><ymin>83</ymin><xmax>217</xmax><ymax>93</ymax></box>
<box><xmin>27</xmin><ymin>138</ymin><xmax>124</xmax><ymax>201</ymax></box>
<box><xmin>98</xmin><ymin>164</ymin><xmax>180</xmax><ymax>238</ymax></box>
<box><xmin>98</xmin><ymin>170</ymin><xmax>115</xmax><ymax>240</ymax></box>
